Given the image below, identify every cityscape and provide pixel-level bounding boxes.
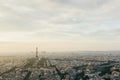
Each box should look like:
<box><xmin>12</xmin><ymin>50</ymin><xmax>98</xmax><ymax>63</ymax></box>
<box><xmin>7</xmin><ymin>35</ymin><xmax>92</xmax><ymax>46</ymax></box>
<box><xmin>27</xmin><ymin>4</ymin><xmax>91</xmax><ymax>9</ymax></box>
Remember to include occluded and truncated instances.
<box><xmin>0</xmin><ymin>0</ymin><xmax>120</xmax><ymax>80</ymax></box>
<box><xmin>0</xmin><ymin>49</ymin><xmax>120</xmax><ymax>80</ymax></box>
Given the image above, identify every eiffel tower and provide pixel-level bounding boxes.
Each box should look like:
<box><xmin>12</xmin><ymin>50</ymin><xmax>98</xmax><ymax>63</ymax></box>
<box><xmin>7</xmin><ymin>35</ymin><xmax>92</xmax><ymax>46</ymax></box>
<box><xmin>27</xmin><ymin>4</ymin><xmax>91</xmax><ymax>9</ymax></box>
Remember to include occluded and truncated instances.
<box><xmin>36</xmin><ymin>47</ymin><xmax>38</xmax><ymax>58</ymax></box>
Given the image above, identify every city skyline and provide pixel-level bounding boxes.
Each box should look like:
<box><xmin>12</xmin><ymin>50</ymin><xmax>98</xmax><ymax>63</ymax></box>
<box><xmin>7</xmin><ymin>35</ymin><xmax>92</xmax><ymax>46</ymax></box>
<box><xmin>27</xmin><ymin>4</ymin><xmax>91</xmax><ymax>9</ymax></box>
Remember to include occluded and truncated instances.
<box><xmin>0</xmin><ymin>0</ymin><xmax>120</xmax><ymax>53</ymax></box>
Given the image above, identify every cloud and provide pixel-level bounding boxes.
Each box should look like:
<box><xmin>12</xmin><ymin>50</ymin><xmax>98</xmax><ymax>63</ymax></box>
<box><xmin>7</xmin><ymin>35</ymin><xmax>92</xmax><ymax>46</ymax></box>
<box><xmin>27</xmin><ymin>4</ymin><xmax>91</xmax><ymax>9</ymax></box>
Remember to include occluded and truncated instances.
<box><xmin>52</xmin><ymin>0</ymin><xmax>111</xmax><ymax>10</ymax></box>
<box><xmin>0</xmin><ymin>0</ymin><xmax>120</xmax><ymax>42</ymax></box>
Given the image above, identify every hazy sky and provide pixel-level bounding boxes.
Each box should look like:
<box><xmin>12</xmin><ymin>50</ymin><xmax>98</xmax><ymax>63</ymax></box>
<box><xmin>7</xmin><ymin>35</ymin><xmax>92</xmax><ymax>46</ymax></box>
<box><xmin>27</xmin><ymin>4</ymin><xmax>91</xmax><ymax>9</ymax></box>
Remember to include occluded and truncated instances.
<box><xmin>0</xmin><ymin>0</ymin><xmax>120</xmax><ymax>53</ymax></box>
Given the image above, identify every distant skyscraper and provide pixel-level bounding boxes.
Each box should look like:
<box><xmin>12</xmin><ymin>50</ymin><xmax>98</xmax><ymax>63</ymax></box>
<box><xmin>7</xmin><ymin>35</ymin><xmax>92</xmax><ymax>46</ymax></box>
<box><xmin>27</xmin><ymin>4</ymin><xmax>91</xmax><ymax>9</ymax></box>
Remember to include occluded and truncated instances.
<box><xmin>36</xmin><ymin>47</ymin><xmax>38</xmax><ymax>58</ymax></box>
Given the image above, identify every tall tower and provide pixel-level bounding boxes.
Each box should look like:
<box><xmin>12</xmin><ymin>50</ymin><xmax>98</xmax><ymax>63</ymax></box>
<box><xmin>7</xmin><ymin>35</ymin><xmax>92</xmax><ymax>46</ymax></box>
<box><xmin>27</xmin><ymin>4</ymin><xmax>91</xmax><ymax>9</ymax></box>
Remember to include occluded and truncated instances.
<box><xmin>36</xmin><ymin>47</ymin><xmax>38</xmax><ymax>58</ymax></box>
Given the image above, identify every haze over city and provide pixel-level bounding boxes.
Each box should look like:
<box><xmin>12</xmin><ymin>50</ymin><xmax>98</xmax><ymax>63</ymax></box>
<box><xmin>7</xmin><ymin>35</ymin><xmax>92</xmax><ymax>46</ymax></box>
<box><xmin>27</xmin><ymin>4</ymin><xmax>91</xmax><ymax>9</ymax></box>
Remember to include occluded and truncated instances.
<box><xmin>1</xmin><ymin>1</ymin><xmax>120</xmax><ymax>80</ymax></box>
<box><xmin>0</xmin><ymin>0</ymin><xmax>120</xmax><ymax>54</ymax></box>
